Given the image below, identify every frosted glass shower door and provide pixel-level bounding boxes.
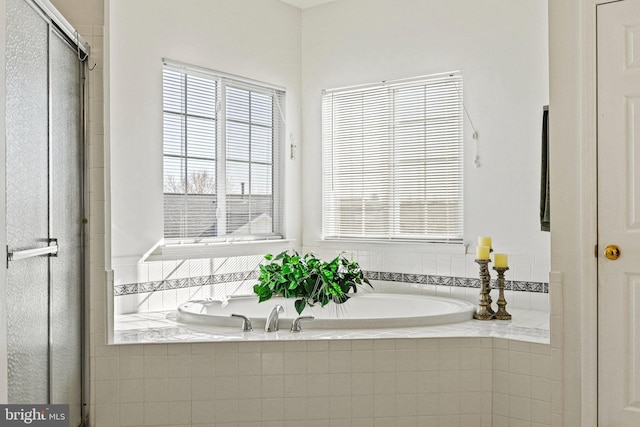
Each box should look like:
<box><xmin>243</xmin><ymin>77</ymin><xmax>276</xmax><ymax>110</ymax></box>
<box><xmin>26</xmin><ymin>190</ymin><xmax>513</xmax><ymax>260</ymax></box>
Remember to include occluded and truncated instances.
<box><xmin>5</xmin><ymin>0</ymin><xmax>85</xmax><ymax>423</ymax></box>
<box><xmin>5</xmin><ymin>0</ymin><xmax>51</xmax><ymax>404</ymax></box>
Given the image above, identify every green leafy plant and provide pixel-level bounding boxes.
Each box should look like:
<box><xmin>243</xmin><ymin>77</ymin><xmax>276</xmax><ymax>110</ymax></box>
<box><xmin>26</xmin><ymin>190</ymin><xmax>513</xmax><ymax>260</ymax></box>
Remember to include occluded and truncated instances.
<box><xmin>253</xmin><ymin>250</ymin><xmax>373</xmax><ymax>315</ymax></box>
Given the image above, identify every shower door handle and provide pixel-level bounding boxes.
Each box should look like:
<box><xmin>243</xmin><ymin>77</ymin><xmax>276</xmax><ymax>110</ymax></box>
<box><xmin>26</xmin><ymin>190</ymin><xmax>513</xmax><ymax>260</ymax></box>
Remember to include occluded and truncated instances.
<box><xmin>6</xmin><ymin>238</ymin><xmax>58</xmax><ymax>268</ymax></box>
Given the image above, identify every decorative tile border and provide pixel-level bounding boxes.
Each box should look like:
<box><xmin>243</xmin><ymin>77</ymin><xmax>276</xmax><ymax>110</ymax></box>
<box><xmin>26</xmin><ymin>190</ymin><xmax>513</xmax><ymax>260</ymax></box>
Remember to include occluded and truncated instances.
<box><xmin>114</xmin><ymin>269</ymin><xmax>548</xmax><ymax>296</ymax></box>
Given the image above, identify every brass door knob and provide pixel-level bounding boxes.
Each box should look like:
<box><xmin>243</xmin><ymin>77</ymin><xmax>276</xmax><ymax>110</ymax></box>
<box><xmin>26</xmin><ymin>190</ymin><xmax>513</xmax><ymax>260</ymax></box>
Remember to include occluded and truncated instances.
<box><xmin>604</xmin><ymin>245</ymin><xmax>621</xmax><ymax>260</ymax></box>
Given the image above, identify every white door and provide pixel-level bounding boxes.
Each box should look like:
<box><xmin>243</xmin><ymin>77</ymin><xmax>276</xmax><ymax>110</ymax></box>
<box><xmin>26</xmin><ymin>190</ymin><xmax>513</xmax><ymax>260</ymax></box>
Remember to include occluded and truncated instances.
<box><xmin>598</xmin><ymin>0</ymin><xmax>640</xmax><ymax>425</ymax></box>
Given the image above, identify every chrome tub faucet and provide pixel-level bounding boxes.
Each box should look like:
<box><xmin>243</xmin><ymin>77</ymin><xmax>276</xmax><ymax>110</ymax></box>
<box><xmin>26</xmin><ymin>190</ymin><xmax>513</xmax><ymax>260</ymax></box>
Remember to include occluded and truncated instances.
<box><xmin>265</xmin><ymin>305</ymin><xmax>284</xmax><ymax>332</ymax></box>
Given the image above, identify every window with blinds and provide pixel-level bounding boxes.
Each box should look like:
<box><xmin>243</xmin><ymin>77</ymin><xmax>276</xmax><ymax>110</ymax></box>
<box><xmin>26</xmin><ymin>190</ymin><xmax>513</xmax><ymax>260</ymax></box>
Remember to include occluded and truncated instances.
<box><xmin>163</xmin><ymin>61</ymin><xmax>284</xmax><ymax>242</ymax></box>
<box><xmin>322</xmin><ymin>72</ymin><xmax>463</xmax><ymax>243</ymax></box>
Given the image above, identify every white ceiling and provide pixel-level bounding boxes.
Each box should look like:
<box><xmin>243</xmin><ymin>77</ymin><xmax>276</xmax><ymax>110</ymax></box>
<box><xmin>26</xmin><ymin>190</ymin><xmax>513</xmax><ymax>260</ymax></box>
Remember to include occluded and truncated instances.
<box><xmin>280</xmin><ymin>0</ymin><xmax>336</xmax><ymax>9</ymax></box>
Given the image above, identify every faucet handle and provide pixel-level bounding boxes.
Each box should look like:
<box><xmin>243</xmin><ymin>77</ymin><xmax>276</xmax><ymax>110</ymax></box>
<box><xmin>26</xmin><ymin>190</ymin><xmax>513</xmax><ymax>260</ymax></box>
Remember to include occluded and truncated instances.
<box><xmin>290</xmin><ymin>316</ymin><xmax>314</xmax><ymax>333</ymax></box>
<box><xmin>230</xmin><ymin>313</ymin><xmax>253</xmax><ymax>332</ymax></box>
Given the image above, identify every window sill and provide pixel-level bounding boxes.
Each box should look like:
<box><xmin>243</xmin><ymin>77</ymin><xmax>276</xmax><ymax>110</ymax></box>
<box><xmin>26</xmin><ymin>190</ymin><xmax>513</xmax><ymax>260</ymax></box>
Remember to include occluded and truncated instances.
<box><xmin>313</xmin><ymin>239</ymin><xmax>467</xmax><ymax>255</ymax></box>
<box><xmin>145</xmin><ymin>239</ymin><xmax>296</xmax><ymax>261</ymax></box>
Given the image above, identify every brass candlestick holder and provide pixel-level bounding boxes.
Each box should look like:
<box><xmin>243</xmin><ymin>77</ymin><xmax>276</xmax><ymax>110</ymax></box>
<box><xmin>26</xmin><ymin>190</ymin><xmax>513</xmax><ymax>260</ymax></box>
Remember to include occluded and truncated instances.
<box><xmin>473</xmin><ymin>259</ymin><xmax>494</xmax><ymax>320</ymax></box>
<box><xmin>492</xmin><ymin>266</ymin><xmax>512</xmax><ymax>320</ymax></box>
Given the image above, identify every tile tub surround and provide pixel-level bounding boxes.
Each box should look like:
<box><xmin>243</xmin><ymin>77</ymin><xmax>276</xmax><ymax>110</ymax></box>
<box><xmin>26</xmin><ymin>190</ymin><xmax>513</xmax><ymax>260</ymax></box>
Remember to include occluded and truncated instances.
<box><xmin>114</xmin><ymin>270</ymin><xmax>548</xmax><ymax>296</ymax></box>
<box><xmin>113</xmin><ymin>267</ymin><xmax>550</xmax><ymax>315</ymax></box>
<box><xmin>108</xmin><ymin>255</ymin><xmax>551</xmax><ymax>425</ymax></box>
<box><xmin>94</xmin><ymin>337</ymin><xmax>551</xmax><ymax>427</ymax></box>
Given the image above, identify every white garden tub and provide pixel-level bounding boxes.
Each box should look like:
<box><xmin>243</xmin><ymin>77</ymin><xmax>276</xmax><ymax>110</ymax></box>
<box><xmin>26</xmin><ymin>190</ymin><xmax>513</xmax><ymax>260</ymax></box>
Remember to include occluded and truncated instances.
<box><xmin>176</xmin><ymin>293</ymin><xmax>476</xmax><ymax>330</ymax></box>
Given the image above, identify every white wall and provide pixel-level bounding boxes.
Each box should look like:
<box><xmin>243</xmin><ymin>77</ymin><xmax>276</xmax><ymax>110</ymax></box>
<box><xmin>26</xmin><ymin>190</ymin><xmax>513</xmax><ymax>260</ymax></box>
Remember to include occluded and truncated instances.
<box><xmin>109</xmin><ymin>0</ymin><xmax>302</xmax><ymax>261</ymax></box>
<box><xmin>51</xmin><ymin>0</ymin><xmax>103</xmax><ymax>26</ymax></box>
<box><xmin>300</xmin><ymin>0</ymin><xmax>550</xmax><ymax>265</ymax></box>
<box><xmin>109</xmin><ymin>0</ymin><xmax>550</xmax><ymax>281</ymax></box>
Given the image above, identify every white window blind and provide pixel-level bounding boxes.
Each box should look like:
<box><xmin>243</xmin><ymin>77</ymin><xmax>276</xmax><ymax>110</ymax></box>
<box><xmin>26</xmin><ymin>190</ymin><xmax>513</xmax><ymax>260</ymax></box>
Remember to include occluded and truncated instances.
<box><xmin>322</xmin><ymin>72</ymin><xmax>463</xmax><ymax>243</ymax></box>
<box><xmin>163</xmin><ymin>61</ymin><xmax>285</xmax><ymax>242</ymax></box>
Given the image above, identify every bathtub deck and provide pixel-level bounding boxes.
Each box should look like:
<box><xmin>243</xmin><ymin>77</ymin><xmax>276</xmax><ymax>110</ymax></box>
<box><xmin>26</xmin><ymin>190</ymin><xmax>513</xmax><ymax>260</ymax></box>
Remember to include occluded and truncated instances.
<box><xmin>113</xmin><ymin>308</ymin><xmax>549</xmax><ymax>345</ymax></box>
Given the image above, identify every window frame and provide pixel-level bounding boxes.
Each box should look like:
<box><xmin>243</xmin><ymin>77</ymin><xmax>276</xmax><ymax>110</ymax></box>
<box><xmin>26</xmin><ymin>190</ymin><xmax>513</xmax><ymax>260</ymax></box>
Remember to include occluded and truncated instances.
<box><xmin>162</xmin><ymin>59</ymin><xmax>285</xmax><ymax>245</ymax></box>
<box><xmin>321</xmin><ymin>72</ymin><xmax>464</xmax><ymax>244</ymax></box>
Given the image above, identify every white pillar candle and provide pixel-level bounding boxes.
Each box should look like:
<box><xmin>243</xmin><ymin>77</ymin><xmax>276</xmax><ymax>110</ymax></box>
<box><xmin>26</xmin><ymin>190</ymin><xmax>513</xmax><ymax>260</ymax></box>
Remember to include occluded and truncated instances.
<box><xmin>478</xmin><ymin>236</ymin><xmax>492</xmax><ymax>249</ymax></box>
<box><xmin>494</xmin><ymin>253</ymin><xmax>509</xmax><ymax>268</ymax></box>
<box><xmin>476</xmin><ymin>245</ymin><xmax>491</xmax><ymax>260</ymax></box>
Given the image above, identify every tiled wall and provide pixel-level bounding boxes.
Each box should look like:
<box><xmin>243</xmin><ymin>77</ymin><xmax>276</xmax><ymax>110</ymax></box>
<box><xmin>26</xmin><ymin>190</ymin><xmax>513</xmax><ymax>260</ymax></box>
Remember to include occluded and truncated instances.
<box><xmin>301</xmin><ymin>248</ymin><xmax>550</xmax><ymax>285</ymax></box>
<box><xmin>112</xmin><ymin>248</ymin><xmax>550</xmax><ymax>288</ymax></box>
<box><xmin>93</xmin><ymin>337</ymin><xmax>551</xmax><ymax>427</ymax></box>
<box><xmin>492</xmin><ymin>339</ymin><xmax>552</xmax><ymax>427</ymax></box>
<box><xmin>112</xmin><ymin>250</ymin><xmax>550</xmax><ymax>315</ymax></box>
<box><xmin>549</xmin><ymin>272</ymin><xmax>564</xmax><ymax>426</ymax></box>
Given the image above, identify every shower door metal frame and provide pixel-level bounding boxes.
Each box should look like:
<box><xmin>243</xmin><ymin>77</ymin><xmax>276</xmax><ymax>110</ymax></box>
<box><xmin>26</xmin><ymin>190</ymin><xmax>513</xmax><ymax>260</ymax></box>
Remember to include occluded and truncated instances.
<box><xmin>0</xmin><ymin>0</ymin><xmax>8</xmax><ymax>405</ymax></box>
